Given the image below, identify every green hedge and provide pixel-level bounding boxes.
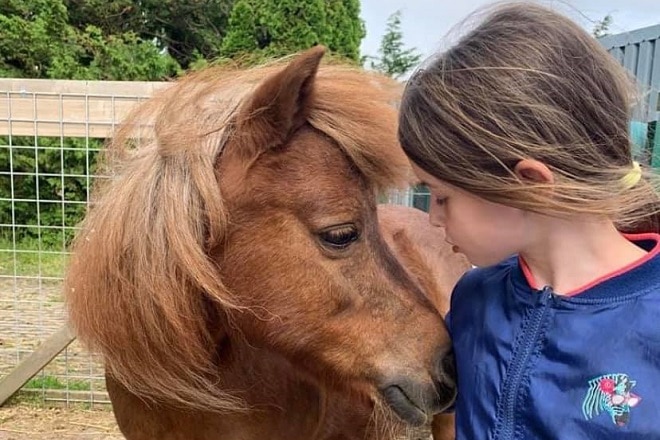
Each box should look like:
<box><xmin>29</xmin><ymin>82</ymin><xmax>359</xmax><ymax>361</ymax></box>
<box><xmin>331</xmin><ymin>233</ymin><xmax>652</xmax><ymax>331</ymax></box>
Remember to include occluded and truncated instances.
<box><xmin>0</xmin><ymin>136</ymin><xmax>102</xmax><ymax>249</ymax></box>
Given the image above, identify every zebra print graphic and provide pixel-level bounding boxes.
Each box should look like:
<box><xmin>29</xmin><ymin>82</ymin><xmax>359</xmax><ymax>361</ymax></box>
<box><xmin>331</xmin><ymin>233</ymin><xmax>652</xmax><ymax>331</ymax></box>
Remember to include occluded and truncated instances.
<box><xmin>582</xmin><ymin>373</ymin><xmax>641</xmax><ymax>426</ymax></box>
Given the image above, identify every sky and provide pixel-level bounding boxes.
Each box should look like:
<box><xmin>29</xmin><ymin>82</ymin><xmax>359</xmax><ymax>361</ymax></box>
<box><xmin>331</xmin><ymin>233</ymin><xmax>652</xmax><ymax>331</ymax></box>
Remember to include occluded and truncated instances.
<box><xmin>359</xmin><ymin>0</ymin><xmax>660</xmax><ymax>61</ymax></box>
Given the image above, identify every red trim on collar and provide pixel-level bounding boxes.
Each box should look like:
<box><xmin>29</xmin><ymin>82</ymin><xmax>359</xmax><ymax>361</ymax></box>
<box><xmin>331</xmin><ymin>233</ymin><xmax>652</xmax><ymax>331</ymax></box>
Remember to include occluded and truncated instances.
<box><xmin>519</xmin><ymin>233</ymin><xmax>660</xmax><ymax>296</ymax></box>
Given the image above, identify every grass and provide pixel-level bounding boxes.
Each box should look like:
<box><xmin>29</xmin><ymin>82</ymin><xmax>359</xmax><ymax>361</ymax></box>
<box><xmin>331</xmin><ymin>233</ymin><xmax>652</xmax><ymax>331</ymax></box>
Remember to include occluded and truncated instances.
<box><xmin>4</xmin><ymin>375</ymin><xmax>94</xmax><ymax>407</ymax></box>
<box><xmin>4</xmin><ymin>393</ymin><xmax>95</xmax><ymax>410</ymax></box>
<box><xmin>25</xmin><ymin>374</ymin><xmax>91</xmax><ymax>391</ymax></box>
<box><xmin>4</xmin><ymin>390</ymin><xmax>44</xmax><ymax>406</ymax></box>
<box><xmin>0</xmin><ymin>237</ymin><xmax>67</xmax><ymax>278</ymax></box>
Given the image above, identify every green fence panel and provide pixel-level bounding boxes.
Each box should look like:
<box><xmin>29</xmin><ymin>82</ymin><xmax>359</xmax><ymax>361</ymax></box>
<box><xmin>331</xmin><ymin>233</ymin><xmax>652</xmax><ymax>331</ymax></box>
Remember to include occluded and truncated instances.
<box><xmin>601</xmin><ymin>25</ymin><xmax>660</xmax><ymax>169</ymax></box>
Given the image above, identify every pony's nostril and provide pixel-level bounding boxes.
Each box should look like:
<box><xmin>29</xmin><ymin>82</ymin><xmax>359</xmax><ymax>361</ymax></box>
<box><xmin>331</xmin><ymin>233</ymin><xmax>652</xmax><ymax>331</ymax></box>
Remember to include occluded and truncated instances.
<box><xmin>441</xmin><ymin>348</ymin><xmax>456</xmax><ymax>379</ymax></box>
<box><xmin>433</xmin><ymin>347</ymin><xmax>457</xmax><ymax>411</ymax></box>
<box><xmin>434</xmin><ymin>346</ymin><xmax>456</xmax><ymax>388</ymax></box>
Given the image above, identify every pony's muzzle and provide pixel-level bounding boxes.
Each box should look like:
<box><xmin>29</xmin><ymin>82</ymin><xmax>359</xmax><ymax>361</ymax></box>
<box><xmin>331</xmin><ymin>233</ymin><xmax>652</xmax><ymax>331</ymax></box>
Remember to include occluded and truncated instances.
<box><xmin>379</xmin><ymin>358</ymin><xmax>457</xmax><ymax>427</ymax></box>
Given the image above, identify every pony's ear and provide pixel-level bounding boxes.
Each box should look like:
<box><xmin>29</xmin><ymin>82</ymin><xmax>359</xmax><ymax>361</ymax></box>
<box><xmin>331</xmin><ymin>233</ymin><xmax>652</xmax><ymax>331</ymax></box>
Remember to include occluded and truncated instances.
<box><xmin>230</xmin><ymin>46</ymin><xmax>325</xmax><ymax>161</ymax></box>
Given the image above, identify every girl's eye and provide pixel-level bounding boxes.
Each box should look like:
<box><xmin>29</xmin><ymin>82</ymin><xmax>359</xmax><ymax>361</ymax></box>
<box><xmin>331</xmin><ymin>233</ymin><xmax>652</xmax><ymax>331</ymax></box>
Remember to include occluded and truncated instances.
<box><xmin>318</xmin><ymin>224</ymin><xmax>360</xmax><ymax>250</ymax></box>
<box><xmin>435</xmin><ymin>196</ymin><xmax>448</xmax><ymax>206</ymax></box>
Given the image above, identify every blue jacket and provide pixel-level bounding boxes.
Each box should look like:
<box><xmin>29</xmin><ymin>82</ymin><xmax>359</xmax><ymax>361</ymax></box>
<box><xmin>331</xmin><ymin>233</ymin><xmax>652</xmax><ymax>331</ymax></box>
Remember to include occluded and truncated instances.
<box><xmin>448</xmin><ymin>233</ymin><xmax>660</xmax><ymax>439</ymax></box>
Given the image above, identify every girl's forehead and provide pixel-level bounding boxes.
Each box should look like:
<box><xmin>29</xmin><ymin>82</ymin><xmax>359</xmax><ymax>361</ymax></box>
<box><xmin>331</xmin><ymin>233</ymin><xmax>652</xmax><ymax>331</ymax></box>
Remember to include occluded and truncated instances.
<box><xmin>410</xmin><ymin>162</ymin><xmax>438</xmax><ymax>182</ymax></box>
<box><xmin>428</xmin><ymin>181</ymin><xmax>459</xmax><ymax>195</ymax></box>
<box><xmin>410</xmin><ymin>164</ymin><xmax>454</xmax><ymax>192</ymax></box>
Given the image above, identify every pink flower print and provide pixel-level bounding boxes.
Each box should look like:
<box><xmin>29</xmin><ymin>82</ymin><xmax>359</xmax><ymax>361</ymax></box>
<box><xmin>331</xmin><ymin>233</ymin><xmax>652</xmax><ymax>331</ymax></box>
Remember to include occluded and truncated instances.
<box><xmin>599</xmin><ymin>378</ymin><xmax>616</xmax><ymax>394</ymax></box>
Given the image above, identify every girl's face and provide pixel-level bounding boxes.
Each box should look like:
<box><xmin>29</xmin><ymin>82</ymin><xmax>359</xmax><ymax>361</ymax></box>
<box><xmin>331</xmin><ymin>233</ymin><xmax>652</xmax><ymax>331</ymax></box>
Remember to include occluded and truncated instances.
<box><xmin>411</xmin><ymin>163</ymin><xmax>531</xmax><ymax>267</ymax></box>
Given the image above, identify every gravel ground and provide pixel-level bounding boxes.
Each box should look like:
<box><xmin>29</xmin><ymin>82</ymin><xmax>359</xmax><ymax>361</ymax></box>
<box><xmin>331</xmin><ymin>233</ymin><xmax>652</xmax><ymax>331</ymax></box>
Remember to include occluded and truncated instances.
<box><xmin>0</xmin><ymin>405</ymin><xmax>432</xmax><ymax>440</ymax></box>
<box><xmin>0</xmin><ymin>405</ymin><xmax>122</xmax><ymax>440</ymax></box>
<box><xmin>0</xmin><ymin>277</ymin><xmax>107</xmax><ymax>397</ymax></box>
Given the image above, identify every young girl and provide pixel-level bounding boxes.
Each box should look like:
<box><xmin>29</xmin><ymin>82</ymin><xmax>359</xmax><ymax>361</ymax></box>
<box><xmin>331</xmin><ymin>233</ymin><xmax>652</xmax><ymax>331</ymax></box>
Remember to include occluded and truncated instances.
<box><xmin>398</xmin><ymin>2</ymin><xmax>660</xmax><ymax>439</ymax></box>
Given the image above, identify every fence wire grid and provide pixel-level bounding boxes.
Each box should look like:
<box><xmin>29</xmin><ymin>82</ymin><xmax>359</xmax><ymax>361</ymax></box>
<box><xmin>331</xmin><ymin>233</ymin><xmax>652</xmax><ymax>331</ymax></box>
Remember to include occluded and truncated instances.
<box><xmin>0</xmin><ymin>81</ymin><xmax>157</xmax><ymax>407</ymax></box>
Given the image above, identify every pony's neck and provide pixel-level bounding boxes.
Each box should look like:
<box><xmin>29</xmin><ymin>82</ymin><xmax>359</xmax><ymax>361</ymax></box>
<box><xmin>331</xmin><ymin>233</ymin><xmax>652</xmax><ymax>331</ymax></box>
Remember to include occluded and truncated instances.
<box><xmin>220</xmin><ymin>337</ymin><xmax>379</xmax><ymax>439</ymax></box>
<box><xmin>221</xmin><ymin>338</ymin><xmax>323</xmax><ymax>403</ymax></box>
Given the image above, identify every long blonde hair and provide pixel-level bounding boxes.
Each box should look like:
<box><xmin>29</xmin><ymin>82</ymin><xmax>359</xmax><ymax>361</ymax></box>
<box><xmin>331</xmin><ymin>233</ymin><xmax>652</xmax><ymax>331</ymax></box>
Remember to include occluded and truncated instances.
<box><xmin>398</xmin><ymin>2</ymin><xmax>659</xmax><ymax>233</ymax></box>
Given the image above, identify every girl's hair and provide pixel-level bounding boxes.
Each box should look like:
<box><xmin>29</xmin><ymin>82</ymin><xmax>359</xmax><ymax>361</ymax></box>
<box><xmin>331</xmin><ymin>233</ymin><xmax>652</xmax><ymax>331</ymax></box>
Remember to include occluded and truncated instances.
<box><xmin>398</xmin><ymin>2</ymin><xmax>659</xmax><ymax>233</ymax></box>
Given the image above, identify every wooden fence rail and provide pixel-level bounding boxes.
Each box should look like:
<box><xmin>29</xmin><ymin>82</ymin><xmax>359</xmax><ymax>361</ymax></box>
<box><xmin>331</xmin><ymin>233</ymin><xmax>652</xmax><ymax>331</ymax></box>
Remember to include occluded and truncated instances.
<box><xmin>0</xmin><ymin>78</ymin><xmax>169</xmax><ymax>138</ymax></box>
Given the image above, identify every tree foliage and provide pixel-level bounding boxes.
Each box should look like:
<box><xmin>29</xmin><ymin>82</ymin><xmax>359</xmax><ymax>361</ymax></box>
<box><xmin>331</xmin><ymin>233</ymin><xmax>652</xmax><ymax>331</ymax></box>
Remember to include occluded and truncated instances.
<box><xmin>592</xmin><ymin>14</ymin><xmax>613</xmax><ymax>39</ymax></box>
<box><xmin>1</xmin><ymin>0</ymin><xmax>367</xmax><ymax>77</ymax></box>
<box><xmin>367</xmin><ymin>10</ymin><xmax>421</xmax><ymax>79</ymax></box>
<box><xmin>325</xmin><ymin>0</ymin><xmax>365</xmax><ymax>61</ymax></box>
<box><xmin>220</xmin><ymin>0</ymin><xmax>259</xmax><ymax>56</ymax></box>
<box><xmin>64</xmin><ymin>0</ymin><xmax>234</xmax><ymax>69</ymax></box>
<box><xmin>0</xmin><ymin>0</ymin><xmax>181</xmax><ymax>79</ymax></box>
<box><xmin>221</xmin><ymin>0</ymin><xmax>365</xmax><ymax>62</ymax></box>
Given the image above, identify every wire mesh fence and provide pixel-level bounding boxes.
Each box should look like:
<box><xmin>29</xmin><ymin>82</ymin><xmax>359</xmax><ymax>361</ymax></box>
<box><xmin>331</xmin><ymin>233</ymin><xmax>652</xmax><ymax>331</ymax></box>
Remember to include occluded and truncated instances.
<box><xmin>0</xmin><ymin>79</ymin><xmax>164</xmax><ymax>407</ymax></box>
<box><xmin>0</xmin><ymin>78</ymin><xmax>429</xmax><ymax>407</ymax></box>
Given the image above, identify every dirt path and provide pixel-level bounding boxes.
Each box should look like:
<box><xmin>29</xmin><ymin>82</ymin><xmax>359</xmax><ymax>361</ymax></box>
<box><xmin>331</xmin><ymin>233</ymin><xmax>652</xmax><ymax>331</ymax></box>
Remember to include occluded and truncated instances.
<box><xmin>0</xmin><ymin>405</ymin><xmax>122</xmax><ymax>440</ymax></box>
<box><xmin>0</xmin><ymin>405</ymin><xmax>433</xmax><ymax>439</ymax></box>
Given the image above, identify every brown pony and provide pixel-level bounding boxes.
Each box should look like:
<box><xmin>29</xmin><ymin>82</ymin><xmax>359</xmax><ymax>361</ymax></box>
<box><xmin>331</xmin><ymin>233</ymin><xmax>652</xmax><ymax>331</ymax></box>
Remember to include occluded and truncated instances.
<box><xmin>65</xmin><ymin>46</ymin><xmax>469</xmax><ymax>440</ymax></box>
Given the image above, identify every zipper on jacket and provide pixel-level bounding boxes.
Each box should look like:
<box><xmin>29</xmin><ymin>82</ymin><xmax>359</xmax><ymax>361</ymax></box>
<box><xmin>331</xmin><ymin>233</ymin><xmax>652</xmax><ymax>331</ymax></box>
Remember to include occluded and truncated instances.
<box><xmin>493</xmin><ymin>286</ymin><xmax>553</xmax><ymax>440</ymax></box>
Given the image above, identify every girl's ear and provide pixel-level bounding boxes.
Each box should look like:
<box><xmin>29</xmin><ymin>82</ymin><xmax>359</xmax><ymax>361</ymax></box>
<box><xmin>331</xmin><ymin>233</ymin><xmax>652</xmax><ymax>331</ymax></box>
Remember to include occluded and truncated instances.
<box><xmin>514</xmin><ymin>159</ymin><xmax>554</xmax><ymax>184</ymax></box>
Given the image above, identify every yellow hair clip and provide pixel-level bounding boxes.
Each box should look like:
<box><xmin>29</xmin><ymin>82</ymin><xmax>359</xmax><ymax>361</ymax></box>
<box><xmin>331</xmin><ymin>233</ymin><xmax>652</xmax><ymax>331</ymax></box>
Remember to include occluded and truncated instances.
<box><xmin>620</xmin><ymin>161</ymin><xmax>642</xmax><ymax>189</ymax></box>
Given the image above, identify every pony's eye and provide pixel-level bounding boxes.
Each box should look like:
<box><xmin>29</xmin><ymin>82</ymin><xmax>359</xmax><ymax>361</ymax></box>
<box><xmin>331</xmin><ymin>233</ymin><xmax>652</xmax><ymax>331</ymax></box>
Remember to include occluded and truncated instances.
<box><xmin>318</xmin><ymin>224</ymin><xmax>360</xmax><ymax>250</ymax></box>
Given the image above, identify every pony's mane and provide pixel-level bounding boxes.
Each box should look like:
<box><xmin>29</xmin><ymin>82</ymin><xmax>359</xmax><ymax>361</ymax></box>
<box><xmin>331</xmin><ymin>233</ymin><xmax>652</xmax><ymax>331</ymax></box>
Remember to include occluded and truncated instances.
<box><xmin>65</xmin><ymin>57</ymin><xmax>410</xmax><ymax>412</ymax></box>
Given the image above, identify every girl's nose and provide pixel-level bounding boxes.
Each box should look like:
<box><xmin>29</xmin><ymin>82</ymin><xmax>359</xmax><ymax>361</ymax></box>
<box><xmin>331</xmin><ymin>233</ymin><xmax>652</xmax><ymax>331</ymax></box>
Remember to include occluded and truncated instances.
<box><xmin>428</xmin><ymin>206</ymin><xmax>446</xmax><ymax>228</ymax></box>
<box><xmin>429</xmin><ymin>215</ymin><xmax>445</xmax><ymax>228</ymax></box>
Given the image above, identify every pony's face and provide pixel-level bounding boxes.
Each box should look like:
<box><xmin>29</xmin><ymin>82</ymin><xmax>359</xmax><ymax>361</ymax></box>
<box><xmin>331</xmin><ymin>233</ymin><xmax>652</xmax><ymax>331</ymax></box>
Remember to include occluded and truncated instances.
<box><xmin>212</xmin><ymin>48</ymin><xmax>458</xmax><ymax>426</ymax></box>
<box><xmin>218</xmin><ymin>127</ymin><xmax>455</xmax><ymax>425</ymax></box>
